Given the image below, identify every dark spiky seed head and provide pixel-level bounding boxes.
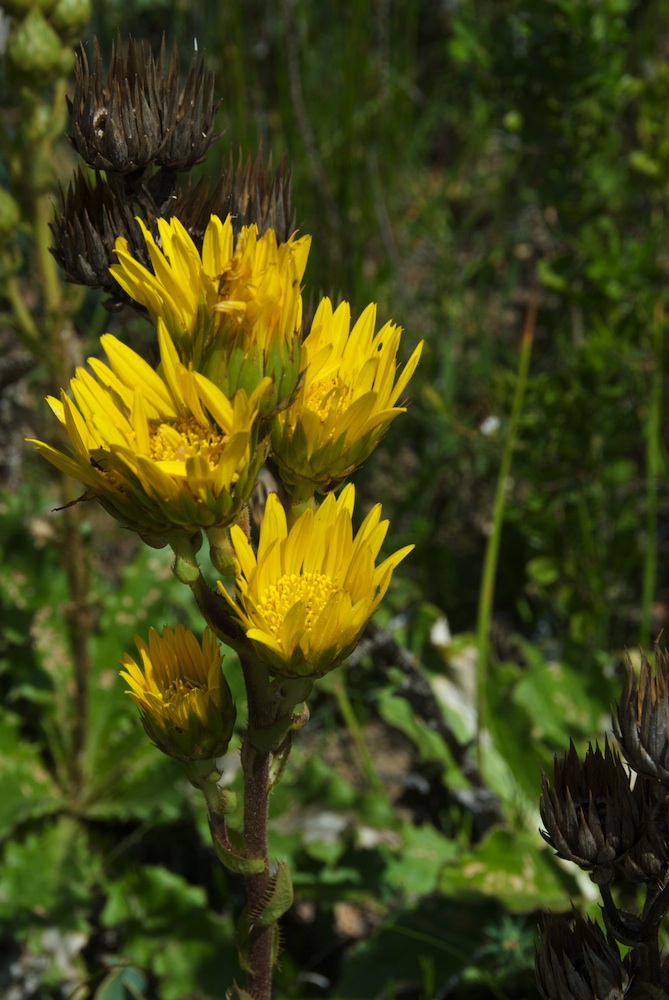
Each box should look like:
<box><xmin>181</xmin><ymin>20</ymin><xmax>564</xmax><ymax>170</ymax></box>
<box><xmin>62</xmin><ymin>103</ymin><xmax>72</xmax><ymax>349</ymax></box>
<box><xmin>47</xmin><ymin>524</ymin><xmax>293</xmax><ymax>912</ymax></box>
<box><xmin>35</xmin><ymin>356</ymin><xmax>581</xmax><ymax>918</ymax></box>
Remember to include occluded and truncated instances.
<box><xmin>68</xmin><ymin>35</ymin><xmax>220</xmax><ymax>175</ymax></box>
<box><xmin>535</xmin><ymin>912</ymin><xmax>630</xmax><ymax>1000</ymax></box>
<box><xmin>171</xmin><ymin>149</ymin><xmax>296</xmax><ymax>248</ymax></box>
<box><xmin>49</xmin><ymin>168</ymin><xmax>149</xmax><ymax>294</ymax></box>
<box><xmin>613</xmin><ymin>648</ymin><xmax>669</xmax><ymax>784</ymax></box>
<box><xmin>540</xmin><ymin>740</ymin><xmax>643</xmax><ymax>882</ymax></box>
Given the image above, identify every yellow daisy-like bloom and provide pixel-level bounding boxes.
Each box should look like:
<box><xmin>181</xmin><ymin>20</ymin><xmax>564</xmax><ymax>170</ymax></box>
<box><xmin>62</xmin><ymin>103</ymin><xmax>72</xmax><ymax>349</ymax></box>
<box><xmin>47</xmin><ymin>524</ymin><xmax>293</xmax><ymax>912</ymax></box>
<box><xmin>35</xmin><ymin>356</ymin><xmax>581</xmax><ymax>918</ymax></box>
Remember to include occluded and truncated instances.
<box><xmin>120</xmin><ymin>625</ymin><xmax>235</xmax><ymax>761</ymax></box>
<box><xmin>111</xmin><ymin>214</ymin><xmax>311</xmax><ymax>410</ymax></box>
<box><xmin>28</xmin><ymin>321</ymin><xmax>270</xmax><ymax>539</ymax></box>
<box><xmin>270</xmin><ymin>297</ymin><xmax>424</xmax><ymax>498</ymax></box>
<box><xmin>219</xmin><ymin>485</ymin><xmax>413</xmax><ymax>679</ymax></box>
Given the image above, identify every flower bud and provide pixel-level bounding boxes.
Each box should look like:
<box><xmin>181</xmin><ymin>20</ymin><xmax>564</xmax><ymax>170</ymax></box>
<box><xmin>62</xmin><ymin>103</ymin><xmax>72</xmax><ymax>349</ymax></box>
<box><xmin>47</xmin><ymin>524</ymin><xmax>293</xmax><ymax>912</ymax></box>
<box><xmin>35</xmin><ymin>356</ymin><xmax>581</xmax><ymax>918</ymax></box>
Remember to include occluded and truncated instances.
<box><xmin>50</xmin><ymin>0</ymin><xmax>91</xmax><ymax>38</ymax></box>
<box><xmin>6</xmin><ymin>9</ymin><xmax>68</xmax><ymax>81</ymax></box>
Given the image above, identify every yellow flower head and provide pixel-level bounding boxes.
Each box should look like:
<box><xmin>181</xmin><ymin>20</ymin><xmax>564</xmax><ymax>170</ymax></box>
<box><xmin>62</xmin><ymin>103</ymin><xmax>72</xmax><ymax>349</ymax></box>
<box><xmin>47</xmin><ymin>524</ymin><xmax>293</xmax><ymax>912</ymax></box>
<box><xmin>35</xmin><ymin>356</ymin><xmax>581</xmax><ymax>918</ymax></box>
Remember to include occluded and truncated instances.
<box><xmin>28</xmin><ymin>322</ymin><xmax>269</xmax><ymax>539</ymax></box>
<box><xmin>219</xmin><ymin>485</ymin><xmax>413</xmax><ymax>679</ymax></box>
<box><xmin>120</xmin><ymin>625</ymin><xmax>235</xmax><ymax>761</ymax></box>
<box><xmin>270</xmin><ymin>297</ymin><xmax>423</xmax><ymax>498</ymax></box>
<box><xmin>111</xmin><ymin>214</ymin><xmax>311</xmax><ymax>411</ymax></box>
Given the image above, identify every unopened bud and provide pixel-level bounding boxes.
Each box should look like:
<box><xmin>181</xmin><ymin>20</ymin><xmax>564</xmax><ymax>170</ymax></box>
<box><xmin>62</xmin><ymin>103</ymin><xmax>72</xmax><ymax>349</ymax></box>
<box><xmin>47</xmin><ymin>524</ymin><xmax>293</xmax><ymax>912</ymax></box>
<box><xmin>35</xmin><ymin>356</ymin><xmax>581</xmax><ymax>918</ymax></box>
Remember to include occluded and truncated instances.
<box><xmin>6</xmin><ymin>9</ymin><xmax>68</xmax><ymax>80</ymax></box>
<box><xmin>49</xmin><ymin>0</ymin><xmax>91</xmax><ymax>38</ymax></box>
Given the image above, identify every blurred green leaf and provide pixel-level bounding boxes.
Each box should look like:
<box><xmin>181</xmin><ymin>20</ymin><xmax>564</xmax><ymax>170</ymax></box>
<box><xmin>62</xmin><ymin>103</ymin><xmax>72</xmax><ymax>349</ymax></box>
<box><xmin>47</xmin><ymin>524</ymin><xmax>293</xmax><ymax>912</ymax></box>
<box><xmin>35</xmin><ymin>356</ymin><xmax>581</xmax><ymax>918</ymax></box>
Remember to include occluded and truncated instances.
<box><xmin>439</xmin><ymin>826</ymin><xmax>575</xmax><ymax>912</ymax></box>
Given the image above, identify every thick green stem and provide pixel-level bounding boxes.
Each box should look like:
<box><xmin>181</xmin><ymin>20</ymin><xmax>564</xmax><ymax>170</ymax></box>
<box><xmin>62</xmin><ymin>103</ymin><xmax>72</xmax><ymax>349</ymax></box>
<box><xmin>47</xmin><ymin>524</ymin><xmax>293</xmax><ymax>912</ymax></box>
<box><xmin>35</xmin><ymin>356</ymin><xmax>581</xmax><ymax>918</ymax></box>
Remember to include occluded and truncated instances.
<box><xmin>475</xmin><ymin>296</ymin><xmax>536</xmax><ymax>775</ymax></box>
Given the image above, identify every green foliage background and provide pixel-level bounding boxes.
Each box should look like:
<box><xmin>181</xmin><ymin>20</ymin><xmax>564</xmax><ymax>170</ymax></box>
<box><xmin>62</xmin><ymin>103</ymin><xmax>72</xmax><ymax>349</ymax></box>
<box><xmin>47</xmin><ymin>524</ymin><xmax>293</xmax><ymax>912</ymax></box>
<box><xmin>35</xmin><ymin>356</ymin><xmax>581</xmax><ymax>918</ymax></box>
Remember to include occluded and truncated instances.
<box><xmin>3</xmin><ymin>0</ymin><xmax>669</xmax><ymax>996</ymax></box>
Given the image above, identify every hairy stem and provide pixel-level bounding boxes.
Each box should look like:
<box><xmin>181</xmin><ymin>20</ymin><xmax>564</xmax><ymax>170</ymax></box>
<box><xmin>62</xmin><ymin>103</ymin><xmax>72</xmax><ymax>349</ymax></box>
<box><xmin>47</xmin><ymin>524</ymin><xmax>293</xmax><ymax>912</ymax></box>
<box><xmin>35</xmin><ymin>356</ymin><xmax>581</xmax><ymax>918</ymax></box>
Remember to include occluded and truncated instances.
<box><xmin>241</xmin><ymin>655</ymin><xmax>277</xmax><ymax>1000</ymax></box>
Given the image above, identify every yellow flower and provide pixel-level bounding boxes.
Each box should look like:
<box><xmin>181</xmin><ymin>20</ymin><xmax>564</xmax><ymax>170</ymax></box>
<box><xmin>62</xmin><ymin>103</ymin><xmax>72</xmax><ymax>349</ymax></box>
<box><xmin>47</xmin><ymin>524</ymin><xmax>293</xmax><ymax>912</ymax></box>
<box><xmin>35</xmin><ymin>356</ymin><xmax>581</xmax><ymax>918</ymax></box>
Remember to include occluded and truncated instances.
<box><xmin>120</xmin><ymin>625</ymin><xmax>235</xmax><ymax>761</ymax></box>
<box><xmin>28</xmin><ymin>321</ymin><xmax>269</xmax><ymax>539</ymax></box>
<box><xmin>270</xmin><ymin>297</ymin><xmax>423</xmax><ymax>498</ymax></box>
<box><xmin>110</xmin><ymin>214</ymin><xmax>311</xmax><ymax>411</ymax></box>
<box><xmin>111</xmin><ymin>215</ymin><xmax>228</xmax><ymax>344</ymax></box>
<box><xmin>219</xmin><ymin>485</ymin><xmax>413</xmax><ymax>678</ymax></box>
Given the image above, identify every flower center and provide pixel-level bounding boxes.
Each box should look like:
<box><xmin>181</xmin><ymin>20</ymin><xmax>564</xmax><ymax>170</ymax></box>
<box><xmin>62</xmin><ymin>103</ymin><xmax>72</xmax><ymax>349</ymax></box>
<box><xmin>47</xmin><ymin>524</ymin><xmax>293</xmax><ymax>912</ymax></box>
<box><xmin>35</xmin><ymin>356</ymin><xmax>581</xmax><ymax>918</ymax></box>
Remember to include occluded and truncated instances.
<box><xmin>258</xmin><ymin>571</ymin><xmax>340</xmax><ymax>639</ymax></box>
<box><xmin>161</xmin><ymin>676</ymin><xmax>206</xmax><ymax>708</ymax></box>
<box><xmin>149</xmin><ymin>416</ymin><xmax>228</xmax><ymax>466</ymax></box>
<box><xmin>305</xmin><ymin>376</ymin><xmax>353</xmax><ymax>421</ymax></box>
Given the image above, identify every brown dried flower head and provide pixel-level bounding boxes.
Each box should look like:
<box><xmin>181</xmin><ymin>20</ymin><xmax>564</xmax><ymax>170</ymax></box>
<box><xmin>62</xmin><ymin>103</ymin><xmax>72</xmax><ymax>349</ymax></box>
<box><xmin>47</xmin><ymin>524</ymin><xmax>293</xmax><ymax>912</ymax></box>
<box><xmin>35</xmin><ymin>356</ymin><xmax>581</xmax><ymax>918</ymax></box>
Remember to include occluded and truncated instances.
<box><xmin>172</xmin><ymin>150</ymin><xmax>295</xmax><ymax>248</ymax></box>
<box><xmin>540</xmin><ymin>740</ymin><xmax>642</xmax><ymax>883</ymax></box>
<box><xmin>535</xmin><ymin>911</ymin><xmax>630</xmax><ymax>1000</ymax></box>
<box><xmin>50</xmin><ymin>168</ymin><xmax>148</xmax><ymax>293</ymax></box>
<box><xmin>68</xmin><ymin>35</ymin><xmax>220</xmax><ymax>175</ymax></box>
<box><xmin>613</xmin><ymin>648</ymin><xmax>669</xmax><ymax>784</ymax></box>
<box><xmin>619</xmin><ymin>774</ymin><xmax>669</xmax><ymax>883</ymax></box>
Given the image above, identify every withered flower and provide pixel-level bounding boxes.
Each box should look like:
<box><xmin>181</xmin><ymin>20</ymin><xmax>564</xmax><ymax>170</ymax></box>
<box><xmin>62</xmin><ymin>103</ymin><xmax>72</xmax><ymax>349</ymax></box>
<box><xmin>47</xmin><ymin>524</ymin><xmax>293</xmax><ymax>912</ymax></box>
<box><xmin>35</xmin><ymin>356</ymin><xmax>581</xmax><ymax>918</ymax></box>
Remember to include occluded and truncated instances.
<box><xmin>540</xmin><ymin>740</ymin><xmax>642</xmax><ymax>883</ymax></box>
<box><xmin>620</xmin><ymin>775</ymin><xmax>669</xmax><ymax>883</ymax></box>
<box><xmin>173</xmin><ymin>150</ymin><xmax>295</xmax><ymax>247</ymax></box>
<box><xmin>535</xmin><ymin>912</ymin><xmax>630</xmax><ymax>1000</ymax></box>
<box><xmin>68</xmin><ymin>35</ymin><xmax>219</xmax><ymax>175</ymax></box>
<box><xmin>50</xmin><ymin>168</ymin><xmax>148</xmax><ymax>292</ymax></box>
<box><xmin>613</xmin><ymin>648</ymin><xmax>669</xmax><ymax>784</ymax></box>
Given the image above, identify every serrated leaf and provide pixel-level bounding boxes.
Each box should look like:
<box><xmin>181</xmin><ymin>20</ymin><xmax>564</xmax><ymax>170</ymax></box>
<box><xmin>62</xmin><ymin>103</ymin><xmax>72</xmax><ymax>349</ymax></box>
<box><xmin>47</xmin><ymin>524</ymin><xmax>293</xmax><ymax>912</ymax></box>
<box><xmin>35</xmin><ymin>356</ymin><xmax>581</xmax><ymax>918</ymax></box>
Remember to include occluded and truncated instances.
<box><xmin>0</xmin><ymin>708</ymin><xmax>61</xmax><ymax>838</ymax></box>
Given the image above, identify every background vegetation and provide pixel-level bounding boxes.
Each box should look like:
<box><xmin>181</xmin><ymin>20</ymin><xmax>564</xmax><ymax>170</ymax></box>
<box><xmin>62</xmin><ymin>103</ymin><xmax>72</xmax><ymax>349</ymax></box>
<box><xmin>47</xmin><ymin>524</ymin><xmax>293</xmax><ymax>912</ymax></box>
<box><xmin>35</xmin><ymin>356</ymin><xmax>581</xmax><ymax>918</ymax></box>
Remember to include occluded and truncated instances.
<box><xmin>2</xmin><ymin>0</ymin><xmax>669</xmax><ymax>996</ymax></box>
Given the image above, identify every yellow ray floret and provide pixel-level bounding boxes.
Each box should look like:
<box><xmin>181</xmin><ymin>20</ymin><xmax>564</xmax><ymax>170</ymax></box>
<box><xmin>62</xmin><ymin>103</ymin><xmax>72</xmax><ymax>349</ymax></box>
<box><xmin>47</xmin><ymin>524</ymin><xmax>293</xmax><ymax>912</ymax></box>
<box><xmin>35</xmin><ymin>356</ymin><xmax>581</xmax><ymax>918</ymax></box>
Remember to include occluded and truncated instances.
<box><xmin>270</xmin><ymin>297</ymin><xmax>424</xmax><ymax>497</ymax></box>
<box><xmin>219</xmin><ymin>485</ymin><xmax>413</xmax><ymax>678</ymax></box>
<box><xmin>110</xmin><ymin>214</ymin><xmax>311</xmax><ymax>365</ymax></box>
<box><xmin>27</xmin><ymin>321</ymin><xmax>270</xmax><ymax>538</ymax></box>
<box><xmin>120</xmin><ymin>625</ymin><xmax>235</xmax><ymax>761</ymax></box>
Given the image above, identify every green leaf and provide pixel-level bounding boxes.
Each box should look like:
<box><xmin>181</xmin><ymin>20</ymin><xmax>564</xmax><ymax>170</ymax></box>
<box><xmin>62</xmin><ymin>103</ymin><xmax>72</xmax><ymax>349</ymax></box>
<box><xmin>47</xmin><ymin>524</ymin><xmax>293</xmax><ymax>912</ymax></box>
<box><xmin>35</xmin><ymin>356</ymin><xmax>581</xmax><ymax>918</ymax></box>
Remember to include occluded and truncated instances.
<box><xmin>94</xmin><ymin>965</ymin><xmax>147</xmax><ymax>1000</ymax></box>
<box><xmin>0</xmin><ymin>708</ymin><xmax>61</xmax><ymax>838</ymax></box>
<box><xmin>376</xmin><ymin>689</ymin><xmax>468</xmax><ymax>790</ymax></box>
<box><xmin>0</xmin><ymin>818</ymin><xmax>102</xmax><ymax>933</ymax></box>
<box><xmin>100</xmin><ymin>865</ymin><xmax>238</xmax><ymax>999</ymax></box>
<box><xmin>438</xmin><ymin>827</ymin><xmax>577</xmax><ymax>911</ymax></box>
<box><xmin>384</xmin><ymin>823</ymin><xmax>458</xmax><ymax>897</ymax></box>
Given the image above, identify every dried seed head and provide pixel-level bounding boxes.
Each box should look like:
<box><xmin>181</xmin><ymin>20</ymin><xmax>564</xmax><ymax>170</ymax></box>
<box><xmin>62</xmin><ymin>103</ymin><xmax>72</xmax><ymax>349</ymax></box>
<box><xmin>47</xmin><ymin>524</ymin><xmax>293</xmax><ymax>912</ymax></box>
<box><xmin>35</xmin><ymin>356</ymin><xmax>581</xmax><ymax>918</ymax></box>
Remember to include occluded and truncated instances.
<box><xmin>619</xmin><ymin>776</ymin><xmax>669</xmax><ymax>883</ymax></box>
<box><xmin>536</xmin><ymin>912</ymin><xmax>630</xmax><ymax>1000</ymax></box>
<box><xmin>49</xmin><ymin>168</ymin><xmax>148</xmax><ymax>294</ymax></box>
<box><xmin>540</xmin><ymin>740</ymin><xmax>642</xmax><ymax>883</ymax></box>
<box><xmin>172</xmin><ymin>150</ymin><xmax>295</xmax><ymax>248</ymax></box>
<box><xmin>613</xmin><ymin>648</ymin><xmax>669</xmax><ymax>784</ymax></box>
<box><xmin>68</xmin><ymin>35</ymin><xmax>220</xmax><ymax>175</ymax></box>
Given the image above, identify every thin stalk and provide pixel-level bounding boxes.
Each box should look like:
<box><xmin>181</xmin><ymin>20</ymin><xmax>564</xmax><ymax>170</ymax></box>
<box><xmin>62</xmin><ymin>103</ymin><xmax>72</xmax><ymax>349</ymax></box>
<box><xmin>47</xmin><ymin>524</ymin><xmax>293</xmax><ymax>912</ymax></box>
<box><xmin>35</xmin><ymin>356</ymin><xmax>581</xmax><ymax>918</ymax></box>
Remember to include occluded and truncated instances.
<box><xmin>5</xmin><ymin>274</ymin><xmax>41</xmax><ymax>348</ymax></box>
<box><xmin>330</xmin><ymin>671</ymin><xmax>385</xmax><ymax>796</ymax></box>
<box><xmin>58</xmin><ymin>501</ymin><xmax>93</xmax><ymax>783</ymax></box>
<box><xmin>33</xmin><ymin>190</ymin><xmax>62</xmax><ymax>317</ymax></box>
<box><xmin>641</xmin><ymin>302</ymin><xmax>664</xmax><ymax>645</ymax></box>
<box><xmin>475</xmin><ymin>296</ymin><xmax>536</xmax><ymax>775</ymax></box>
<box><xmin>21</xmin><ymin>93</ymin><xmax>94</xmax><ymax>785</ymax></box>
